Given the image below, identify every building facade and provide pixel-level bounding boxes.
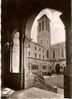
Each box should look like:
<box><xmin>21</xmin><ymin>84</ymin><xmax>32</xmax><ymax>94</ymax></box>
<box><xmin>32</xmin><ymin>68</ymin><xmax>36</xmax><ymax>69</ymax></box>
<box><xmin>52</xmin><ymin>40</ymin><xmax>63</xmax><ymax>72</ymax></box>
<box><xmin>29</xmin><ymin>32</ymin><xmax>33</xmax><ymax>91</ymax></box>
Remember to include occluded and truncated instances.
<box><xmin>24</xmin><ymin>37</ymin><xmax>51</xmax><ymax>75</ymax></box>
<box><xmin>50</xmin><ymin>42</ymin><xmax>66</xmax><ymax>73</ymax></box>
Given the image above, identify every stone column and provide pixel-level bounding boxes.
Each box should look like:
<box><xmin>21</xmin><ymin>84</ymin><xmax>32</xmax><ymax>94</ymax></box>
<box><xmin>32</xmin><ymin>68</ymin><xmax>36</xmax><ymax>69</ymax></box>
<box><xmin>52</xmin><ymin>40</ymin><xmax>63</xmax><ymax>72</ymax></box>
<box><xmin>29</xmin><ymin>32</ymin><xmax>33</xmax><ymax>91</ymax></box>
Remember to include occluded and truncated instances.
<box><xmin>64</xmin><ymin>0</ymin><xmax>72</xmax><ymax>97</ymax></box>
<box><xmin>24</xmin><ymin>38</ymin><xmax>31</xmax><ymax>89</ymax></box>
<box><xmin>19</xmin><ymin>19</ymin><xmax>27</xmax><ymax>89</ymax></box>
<box><xmin>20</xmin><ymin>33</ymin><xmax>25</xmax><ymax>89</ymax></box>
<box><xmin>64</xmin><ymin>27</ymin><xmax>72</xmax><ymax>98</ymax></box>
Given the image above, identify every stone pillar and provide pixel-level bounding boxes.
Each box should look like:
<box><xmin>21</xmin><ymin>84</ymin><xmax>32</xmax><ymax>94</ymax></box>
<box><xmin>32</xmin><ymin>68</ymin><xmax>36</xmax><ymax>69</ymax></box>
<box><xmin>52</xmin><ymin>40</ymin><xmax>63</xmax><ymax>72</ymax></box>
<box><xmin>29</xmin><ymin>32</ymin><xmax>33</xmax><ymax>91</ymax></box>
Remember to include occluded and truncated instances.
<box><xmin>64</xmin><ymin>0</ymin><xmax>72</xmax><ymax>97</ymax></box>
<box><xmin>19</xmin><ymin>19</ymin><xmax>27</xmax><ymax>89</ymax></box>
<box><xmin>64</xmin><ymin>27</ymin><xmax>72</xmax><ymax>98</ymax></box>
<box><xmin>20</xmin><ymin>33</ymin><xmax>25</xmax><ymax>89</ymax></box>
<box><xmin>24</xmin><ymin>38</ymin><xmax>30</xmax><ymax>89</ymax></box>
<box><xmin>19</xmin><ymin>18</ymin><xmax>32</xmax><ymax>89</ymax></box>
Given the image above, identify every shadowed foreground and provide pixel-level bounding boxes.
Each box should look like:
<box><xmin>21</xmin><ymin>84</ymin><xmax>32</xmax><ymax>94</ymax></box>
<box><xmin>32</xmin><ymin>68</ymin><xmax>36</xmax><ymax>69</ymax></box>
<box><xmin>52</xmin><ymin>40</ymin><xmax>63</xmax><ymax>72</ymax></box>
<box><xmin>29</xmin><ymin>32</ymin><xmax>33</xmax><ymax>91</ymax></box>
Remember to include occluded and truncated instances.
<box><xmin>9</xmin><ymin>87</ymin><xmax>63</xmax><ymax>99</ymax></box>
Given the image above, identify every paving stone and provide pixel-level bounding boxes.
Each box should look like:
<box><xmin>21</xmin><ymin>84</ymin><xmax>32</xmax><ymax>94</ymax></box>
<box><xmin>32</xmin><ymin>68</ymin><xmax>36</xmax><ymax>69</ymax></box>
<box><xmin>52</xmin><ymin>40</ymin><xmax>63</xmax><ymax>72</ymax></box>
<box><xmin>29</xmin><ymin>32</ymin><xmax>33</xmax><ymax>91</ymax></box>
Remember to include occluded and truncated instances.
<box><xmin>9</xmin><ymin>87</ymin><xmax>64</xmax><ymax>99</ymax></box>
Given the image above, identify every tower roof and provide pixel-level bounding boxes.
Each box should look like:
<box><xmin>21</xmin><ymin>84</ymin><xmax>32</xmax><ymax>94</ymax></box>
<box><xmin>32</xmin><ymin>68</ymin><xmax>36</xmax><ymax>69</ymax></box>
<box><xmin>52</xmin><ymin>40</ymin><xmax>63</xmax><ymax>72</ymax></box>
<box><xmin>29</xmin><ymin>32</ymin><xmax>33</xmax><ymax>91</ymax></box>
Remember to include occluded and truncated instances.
<box><xmin>37</xmin><ymin>15</ymin><xmax>50</xmax><ymax>22</ymax></box>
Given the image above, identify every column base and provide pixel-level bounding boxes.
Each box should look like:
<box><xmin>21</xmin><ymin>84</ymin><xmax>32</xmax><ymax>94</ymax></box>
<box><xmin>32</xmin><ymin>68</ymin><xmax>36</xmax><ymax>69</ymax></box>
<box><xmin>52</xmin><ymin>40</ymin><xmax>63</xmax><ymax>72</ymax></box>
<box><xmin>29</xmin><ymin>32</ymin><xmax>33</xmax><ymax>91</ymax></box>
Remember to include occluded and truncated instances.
<box><xmin>64</xmin><ymin>66</ymin><xmax>72</xmax><ymax>98</ymax></box>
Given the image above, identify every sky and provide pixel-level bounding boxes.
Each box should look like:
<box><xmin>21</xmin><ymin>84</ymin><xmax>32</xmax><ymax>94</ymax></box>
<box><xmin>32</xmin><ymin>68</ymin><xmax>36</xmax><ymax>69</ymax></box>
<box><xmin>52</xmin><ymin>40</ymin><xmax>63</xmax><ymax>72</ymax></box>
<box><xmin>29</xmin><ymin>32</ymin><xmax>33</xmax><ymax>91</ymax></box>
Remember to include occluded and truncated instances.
<box><xmin>31</xmin><ymin>8</ymin><xmax>65</xmax><ymax>45</ymax></box>
<box><xmin>0</xmin><ymin>0</ymin><xmax>1</xmax><ymax>41</ymax></box>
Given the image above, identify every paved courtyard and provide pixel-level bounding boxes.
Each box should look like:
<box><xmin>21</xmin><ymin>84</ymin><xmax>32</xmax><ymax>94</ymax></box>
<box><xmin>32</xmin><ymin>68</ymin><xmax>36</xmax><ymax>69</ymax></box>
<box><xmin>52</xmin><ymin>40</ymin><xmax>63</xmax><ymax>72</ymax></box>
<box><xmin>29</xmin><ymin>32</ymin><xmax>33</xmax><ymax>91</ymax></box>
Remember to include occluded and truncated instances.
<box><xmin>44</xmin><ymin>74</ymin><xmax>64</xmax><ymax>88</ymax></box>
<box><xmin>1</xmin><ymin>74</ymin><xmax>64</xmax><ymax>98</ymax></box>
<box><xmin>9</xmin><ymin>87</ymin><xmax>64</xmax><ymax>99</ymax></box>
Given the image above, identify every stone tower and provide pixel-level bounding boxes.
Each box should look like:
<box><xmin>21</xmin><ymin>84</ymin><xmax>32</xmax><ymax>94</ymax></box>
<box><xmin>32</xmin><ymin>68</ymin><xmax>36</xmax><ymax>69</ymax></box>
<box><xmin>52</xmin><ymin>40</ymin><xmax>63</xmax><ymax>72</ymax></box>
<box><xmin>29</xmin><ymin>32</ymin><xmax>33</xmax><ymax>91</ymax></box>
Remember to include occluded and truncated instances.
<box><xmin>37</xmin><ymin>15</ymin><xmax>51</xmax><ymax>48</ymax></box>
<box><xmin>37</xmin><ymin>15</ymin><xmax>51</xmax><ymax>59</ymax></box>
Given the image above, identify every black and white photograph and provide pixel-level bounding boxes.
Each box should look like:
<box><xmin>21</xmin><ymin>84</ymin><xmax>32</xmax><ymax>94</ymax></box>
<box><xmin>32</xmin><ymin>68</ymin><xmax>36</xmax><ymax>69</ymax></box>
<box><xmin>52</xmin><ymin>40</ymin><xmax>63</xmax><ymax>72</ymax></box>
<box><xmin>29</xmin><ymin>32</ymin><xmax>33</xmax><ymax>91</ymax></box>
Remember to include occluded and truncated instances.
<box><xmin>1</xmin><ymin>0</ymin><xmax>72</xmax><ymax>98</ymax></box>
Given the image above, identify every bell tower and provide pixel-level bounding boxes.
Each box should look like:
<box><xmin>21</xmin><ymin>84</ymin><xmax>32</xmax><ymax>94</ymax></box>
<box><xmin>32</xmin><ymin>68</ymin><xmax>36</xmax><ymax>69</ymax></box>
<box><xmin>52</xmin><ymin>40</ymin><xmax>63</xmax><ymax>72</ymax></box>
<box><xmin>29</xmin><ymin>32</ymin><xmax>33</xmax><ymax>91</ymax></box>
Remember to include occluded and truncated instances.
<box><xmin>37</xmin><ymin>15</ymin><xmax>51</xmax><ymax>49</ymax></box>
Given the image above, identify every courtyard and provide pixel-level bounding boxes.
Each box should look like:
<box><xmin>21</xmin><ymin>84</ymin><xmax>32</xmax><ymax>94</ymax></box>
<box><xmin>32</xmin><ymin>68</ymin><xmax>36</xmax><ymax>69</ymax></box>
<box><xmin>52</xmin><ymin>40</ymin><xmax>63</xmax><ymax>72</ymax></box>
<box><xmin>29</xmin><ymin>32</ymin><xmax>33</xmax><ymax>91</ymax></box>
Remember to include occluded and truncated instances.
<box><xmin>1</xmin><ymin>74</ymin><xmax>64</xmax><ymax>98</ymax></box>
<box><xmin>9</xmin><ymin>87</ymin><xmax>63</xmax><ymax>99</ymax></box>
<box><xmin>44</xmin><ymin>74</ymin><xmax>64</xmax><ymax>88</ymax></box>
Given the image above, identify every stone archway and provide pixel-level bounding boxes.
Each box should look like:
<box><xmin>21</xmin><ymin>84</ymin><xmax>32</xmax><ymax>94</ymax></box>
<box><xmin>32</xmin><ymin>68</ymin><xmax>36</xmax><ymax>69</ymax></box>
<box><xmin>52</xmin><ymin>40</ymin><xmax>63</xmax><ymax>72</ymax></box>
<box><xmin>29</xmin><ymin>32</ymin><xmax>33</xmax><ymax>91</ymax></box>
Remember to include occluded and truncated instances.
<box><xmin>22</xmin><ymin>7</ymin><xmax>72</xmax><ymax>97</ymax></box>
<box><xmin>2</xmin><ymin>0</ymin><xmax>71</xmax><ymax>97</ymax></box>
<box><xmin>24</xmin><ymin>8</ymin><xmax>65</xmax><ymax>88</ymax></box>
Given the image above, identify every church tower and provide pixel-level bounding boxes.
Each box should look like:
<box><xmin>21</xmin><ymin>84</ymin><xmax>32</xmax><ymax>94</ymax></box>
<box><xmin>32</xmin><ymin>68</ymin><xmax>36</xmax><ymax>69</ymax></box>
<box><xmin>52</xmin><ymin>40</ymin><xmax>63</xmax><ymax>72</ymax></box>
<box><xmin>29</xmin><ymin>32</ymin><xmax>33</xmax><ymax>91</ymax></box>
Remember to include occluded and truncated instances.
<box><xmin>37</xmin><ymin>15</ymin><xmax>51</xmax><ymax>49</ymax></box>
<box><xmin>37</xmin><ymin>15</ymin><xmax>51</xmax><ymax>60</ymax></box>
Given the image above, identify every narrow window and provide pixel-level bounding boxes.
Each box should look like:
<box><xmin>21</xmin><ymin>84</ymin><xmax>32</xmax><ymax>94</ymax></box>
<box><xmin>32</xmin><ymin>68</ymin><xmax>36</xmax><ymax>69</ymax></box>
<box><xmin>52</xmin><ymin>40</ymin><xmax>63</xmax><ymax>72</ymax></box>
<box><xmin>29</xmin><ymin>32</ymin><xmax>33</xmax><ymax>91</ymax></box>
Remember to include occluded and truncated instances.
<box><xmin>46</xmin><ymin>21</ymin><xmax>47</xmax><ymax>30</ymax></box>
<box><xmin>62</xmin><ymin>48</ymin><xmax>64</xmax><ymax>57</ymax></box>
<box><xmin>43</xmin><ymin>55</ymin><xmax>44</xmax><ymax>59</ymax></box>
<box><xmin>28</xmin><ymin>44</ymin><xmax>30</xmax><ymax>48</ymax></box>
<box><xmin>50</xmin><ymin>66</ymin><xmax>51</xmax><ymax>69</ymax></box>
<box><xmin>39</xmin><ymin>54</ymin><xmax>41</xmax><ymax>58</ymax></box>
<box><xmin>53</xmin><ymin>50</ymin><xmax>55</xmax><ymax>58</ymax></box>
<box><xmin>42</xmin><ymin>21</ymin><xmax>44</xmax><ymax>30</ymax></box>
<box><xmin>35</xmin><ymin>53</ymin><xmax>37</xmax><ymax>57</ymax></box>
<box><xmin>47</xmin><ymin>49</ymin><xmax>49</xmax><ymax>58</ymax></box>
<box><xmin>39</xmin><ymin>23</ymin><xmax>41</xmax><ymax>32</ymax></box>
<box><xmin>32</xmin><ymin>65</ymin><xmax>34</xmax><ymax>70</ymax></box>
<box><xmin>48</xmin><ymin>22</ymin><xmax>50</xmax><ymax>32</ymax></box>
<box><xmin>35</xmin><ymin>46</ymin><xmax>37</xmax><ymax>50</ymax></box>
<box><xmin>28</xmin><ymin>51</ymin><xmax>30</xmax><ymax>57</ymax></box>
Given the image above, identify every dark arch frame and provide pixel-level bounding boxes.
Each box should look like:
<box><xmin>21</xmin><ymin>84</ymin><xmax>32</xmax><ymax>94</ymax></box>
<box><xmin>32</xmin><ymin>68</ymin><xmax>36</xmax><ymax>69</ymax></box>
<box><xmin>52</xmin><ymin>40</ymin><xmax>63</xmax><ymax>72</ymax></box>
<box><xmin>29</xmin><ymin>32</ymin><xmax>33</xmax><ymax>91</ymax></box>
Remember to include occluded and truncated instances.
<box><xmin>2</xmin><ymin>0</ymin><xmax>71</xmax><ymax>98</ymax></box>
